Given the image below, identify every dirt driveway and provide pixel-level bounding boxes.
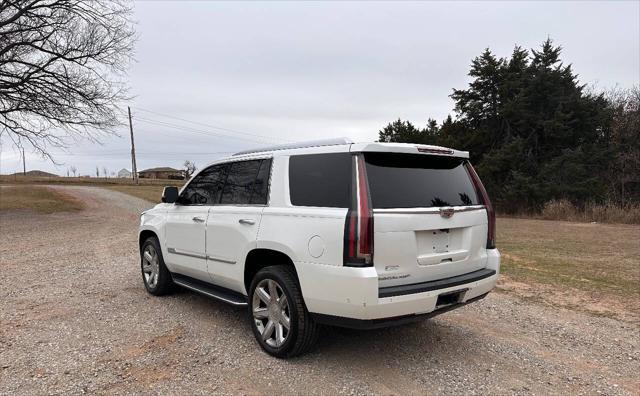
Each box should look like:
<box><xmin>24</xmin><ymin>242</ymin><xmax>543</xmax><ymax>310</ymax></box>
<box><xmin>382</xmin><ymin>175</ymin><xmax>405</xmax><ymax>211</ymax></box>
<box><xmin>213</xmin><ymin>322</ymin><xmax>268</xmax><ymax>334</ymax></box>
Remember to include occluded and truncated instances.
<box><xmin>1</xmin><ymin>186</ymin><xmax>638</xmax><ymax>395</ymax></box>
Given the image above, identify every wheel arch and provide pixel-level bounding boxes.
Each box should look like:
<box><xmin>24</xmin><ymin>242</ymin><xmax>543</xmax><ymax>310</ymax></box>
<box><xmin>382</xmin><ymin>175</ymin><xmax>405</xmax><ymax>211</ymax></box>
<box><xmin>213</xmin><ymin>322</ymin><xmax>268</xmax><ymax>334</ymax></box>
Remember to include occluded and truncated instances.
<box><xmin>243</xmin><ymin>248</ymin><xmax>299</xmax><ymax>295</ymax></box>
<box><xmin>139</xmin><ymin>229</ymin><xmax>159</xmax><ymax>250</ymax></box>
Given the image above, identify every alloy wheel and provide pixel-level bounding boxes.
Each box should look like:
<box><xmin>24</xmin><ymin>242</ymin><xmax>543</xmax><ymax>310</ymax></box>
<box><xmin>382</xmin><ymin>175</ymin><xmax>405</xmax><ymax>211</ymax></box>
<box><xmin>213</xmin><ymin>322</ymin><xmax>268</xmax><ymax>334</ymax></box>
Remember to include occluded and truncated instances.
<box><xmin>252</xmin><ymin>279</ymin><xmax>291</xmax><ymax>348</ymax></box>
<box><xmin>142</xmin><ymin>244</ymin><xmax>160</xmax><ymax>289</ymax></box>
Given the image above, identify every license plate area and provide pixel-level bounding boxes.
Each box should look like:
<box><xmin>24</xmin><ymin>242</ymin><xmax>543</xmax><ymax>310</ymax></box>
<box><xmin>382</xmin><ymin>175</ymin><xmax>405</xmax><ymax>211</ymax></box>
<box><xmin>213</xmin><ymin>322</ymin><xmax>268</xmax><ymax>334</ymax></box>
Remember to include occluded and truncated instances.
<box><xmin>432</xmin><ymin>229</ymin><xmax>450</xmax><ymax>253</ymax></box>
<box><xmin>436</xmin><ymin>289</ymin><xmax>467</xmax><ymax>309</ymax></box>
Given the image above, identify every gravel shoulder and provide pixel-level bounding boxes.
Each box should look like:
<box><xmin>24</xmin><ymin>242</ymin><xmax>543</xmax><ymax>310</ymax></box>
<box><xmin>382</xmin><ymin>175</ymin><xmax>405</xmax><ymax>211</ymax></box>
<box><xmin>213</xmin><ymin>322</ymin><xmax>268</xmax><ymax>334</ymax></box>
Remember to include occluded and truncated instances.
<box><xmin>1</xmin><ymin>186</ymin><xmax>638</xmax><ymax>395</ymax></box>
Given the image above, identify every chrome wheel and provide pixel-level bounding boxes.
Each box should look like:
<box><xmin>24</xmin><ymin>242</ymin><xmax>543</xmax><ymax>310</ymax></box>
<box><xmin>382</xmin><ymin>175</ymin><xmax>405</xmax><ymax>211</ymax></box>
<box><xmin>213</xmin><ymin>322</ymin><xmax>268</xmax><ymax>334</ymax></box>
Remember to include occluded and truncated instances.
<box><xmin>252</xmin><ymin>279</ymin><xmax>291</xmax><ymax>348</ymax></box>
<box><xmin>142</xmin><ymin>244</ymin><xmax>160</xmax><ymax>289</ymax></box>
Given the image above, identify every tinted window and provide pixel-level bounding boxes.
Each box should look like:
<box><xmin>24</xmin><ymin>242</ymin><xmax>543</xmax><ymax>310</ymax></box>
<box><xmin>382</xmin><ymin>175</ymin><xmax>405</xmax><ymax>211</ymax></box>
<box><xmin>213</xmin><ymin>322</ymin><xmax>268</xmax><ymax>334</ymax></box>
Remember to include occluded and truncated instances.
<box><xmin>289</xmin><ymin>153</ymin><xmax>352</xmax><ymax>208</ymax></box>
<box><xmin>251</xmin><ymin>159</ymin><xmax>271</xmax><ymax>205</ymax></box>
<box><xmin>220</xmin><ymin>159</ymin><xmax>270</xmax><ymax>205</ymax></box>
<box><xmin>364</xmin><ymin>153</ymin><xmax>479</xmax><ymax>209</ymax></box>
<box><xmin>178</xmin><ymin>164</ymin><xmax>227</xmax><ymax>205</ymax></box>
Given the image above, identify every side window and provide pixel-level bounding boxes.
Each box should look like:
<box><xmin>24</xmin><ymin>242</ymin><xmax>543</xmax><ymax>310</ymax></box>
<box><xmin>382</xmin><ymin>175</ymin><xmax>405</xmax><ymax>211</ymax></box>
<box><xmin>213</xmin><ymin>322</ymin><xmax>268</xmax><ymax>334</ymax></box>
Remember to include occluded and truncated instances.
<box><xmin>177</xmin><ymin>164</ymin><xmax>227</xmax><ymax>205</ymax></box>
<box><xmin>220</xmin><ymin>159</ymin><xmax>271</xmax><ymax>205</ymax></box>
<box><xmin>251</xmin><ymin>159</ymin><xmax>272</xmax><ymax>205</ymax></box>
<box><xmin>289</xmin><ymin>153</ymin><xmax>352</xmax><ymax>208</ymax></box>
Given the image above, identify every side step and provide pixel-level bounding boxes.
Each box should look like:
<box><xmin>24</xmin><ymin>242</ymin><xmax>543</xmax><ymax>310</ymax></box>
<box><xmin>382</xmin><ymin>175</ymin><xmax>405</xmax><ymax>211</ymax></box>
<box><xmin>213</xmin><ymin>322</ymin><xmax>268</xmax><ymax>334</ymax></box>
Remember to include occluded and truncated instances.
<box><xmin>172</xmin><ymin>273</ymin><xmax>248</xmax><ymax>306</ymax></box>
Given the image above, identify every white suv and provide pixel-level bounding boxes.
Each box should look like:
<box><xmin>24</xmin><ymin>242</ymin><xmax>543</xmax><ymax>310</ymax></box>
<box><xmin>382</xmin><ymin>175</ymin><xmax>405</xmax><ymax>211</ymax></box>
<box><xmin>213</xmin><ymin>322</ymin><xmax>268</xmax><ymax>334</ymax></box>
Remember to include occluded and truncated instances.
<box><xmin>138</xmin><ymin>138</ymin><xmax>500</xmax><ymax>357</ymax></box>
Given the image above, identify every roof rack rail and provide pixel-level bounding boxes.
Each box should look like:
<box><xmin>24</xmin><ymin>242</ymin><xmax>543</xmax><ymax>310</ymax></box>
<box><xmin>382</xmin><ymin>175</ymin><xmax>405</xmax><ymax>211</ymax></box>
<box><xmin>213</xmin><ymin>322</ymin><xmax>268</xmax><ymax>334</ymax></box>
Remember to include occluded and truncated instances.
<box><xmin>233</xmin><ymin>137</ymin><xmax>354</xmax><ymax>156</ymax></box>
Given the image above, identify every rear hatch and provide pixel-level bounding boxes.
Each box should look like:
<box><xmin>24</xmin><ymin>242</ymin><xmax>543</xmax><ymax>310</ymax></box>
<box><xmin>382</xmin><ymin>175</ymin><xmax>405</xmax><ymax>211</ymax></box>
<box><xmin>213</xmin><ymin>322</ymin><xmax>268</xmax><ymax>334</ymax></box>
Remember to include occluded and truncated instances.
<box><xmin>363</xmin><ymin>152</ymin><xmax>489</xmax><ymax>288</ymax></box>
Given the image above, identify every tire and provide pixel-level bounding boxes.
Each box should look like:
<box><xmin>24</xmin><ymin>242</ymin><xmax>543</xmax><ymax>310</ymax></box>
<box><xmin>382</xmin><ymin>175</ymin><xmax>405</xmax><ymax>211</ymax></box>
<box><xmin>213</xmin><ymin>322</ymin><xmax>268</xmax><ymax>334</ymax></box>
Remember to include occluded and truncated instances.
<box><xmin>248</xmin><ymin>265</ymin><xmax>320</xmax><ymax>358</ymax></box>
<box><xmin>140</xmin><ymin>236</ymin><xmax>173</xmax><ymax>296</ymax></box>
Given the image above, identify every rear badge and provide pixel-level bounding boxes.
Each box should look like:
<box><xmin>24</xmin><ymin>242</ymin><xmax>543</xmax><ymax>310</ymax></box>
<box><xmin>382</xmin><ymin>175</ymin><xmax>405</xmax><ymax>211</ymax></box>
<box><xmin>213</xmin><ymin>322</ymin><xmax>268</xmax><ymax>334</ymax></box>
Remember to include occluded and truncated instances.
<box><xmin>379</xmin><ymin>273</ymin><xmax>410</xmax><ymax>281</ymax></box>
<box><xmin>440</xmin><ymin>208</ymin><xmax>455</xmax><ymax>218</ymax></box>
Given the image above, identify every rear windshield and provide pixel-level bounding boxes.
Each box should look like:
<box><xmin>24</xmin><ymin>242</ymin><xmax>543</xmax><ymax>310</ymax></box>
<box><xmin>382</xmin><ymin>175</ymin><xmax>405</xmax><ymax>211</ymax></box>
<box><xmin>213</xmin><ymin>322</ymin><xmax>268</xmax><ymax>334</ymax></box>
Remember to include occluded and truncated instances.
<box><xmin>364</xmin><ymin>153</ymin><xmax>479</xmax><ymax>209</ymax></box>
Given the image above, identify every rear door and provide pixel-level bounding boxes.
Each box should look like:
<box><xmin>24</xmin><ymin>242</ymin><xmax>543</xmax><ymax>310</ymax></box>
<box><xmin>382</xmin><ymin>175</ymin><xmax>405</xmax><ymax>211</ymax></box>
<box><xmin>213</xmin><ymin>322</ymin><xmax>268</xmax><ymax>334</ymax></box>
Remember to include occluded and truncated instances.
<box><xmin>363</xmin><ymin>152</ymin><xmax>488</xmax><ymax>288</ymax></box>
<box><xmin>206</xmin><ymin>159</ymin><xmax>271</xmax><ymax>292</ymax></box>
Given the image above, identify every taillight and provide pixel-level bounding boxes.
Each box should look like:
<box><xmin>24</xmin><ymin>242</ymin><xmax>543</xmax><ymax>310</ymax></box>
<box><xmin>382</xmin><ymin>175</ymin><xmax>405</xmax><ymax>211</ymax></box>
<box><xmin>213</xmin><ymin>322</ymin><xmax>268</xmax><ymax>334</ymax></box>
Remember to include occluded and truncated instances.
<box><xmin>344</xmin><ymin>154</ymin><xmax>374</xmax><ymax>267</ymax></box>
<box><xmin>465</xmin><ymin>162</ymin><xmax>496</xmax><ymax>249</ymax></box>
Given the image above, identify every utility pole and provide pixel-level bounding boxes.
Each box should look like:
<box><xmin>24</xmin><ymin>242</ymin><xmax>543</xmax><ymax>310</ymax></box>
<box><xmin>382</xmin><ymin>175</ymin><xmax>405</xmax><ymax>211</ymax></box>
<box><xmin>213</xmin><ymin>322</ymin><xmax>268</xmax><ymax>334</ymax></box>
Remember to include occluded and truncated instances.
<box><xmin>22</xmin><ymin>147</ymin><xmax>26</xmax><ymax>176</ymax></box>
<box><xmin>128</xmin><ymin>106</ymin><xmax>138</xmax><ymax>184</ymax></box>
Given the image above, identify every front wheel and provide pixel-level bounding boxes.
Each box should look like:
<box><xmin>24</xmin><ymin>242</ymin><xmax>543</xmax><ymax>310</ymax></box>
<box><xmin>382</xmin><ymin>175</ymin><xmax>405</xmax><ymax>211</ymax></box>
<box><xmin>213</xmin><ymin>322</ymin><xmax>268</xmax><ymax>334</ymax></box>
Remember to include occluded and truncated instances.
<box><xmin>249</xmin><ymin>265</ymin><xmax>320</xmax><ymax>358</ymax></box>
<box><xmin>140</xmin><ymin>236</ymin><xmax>173</xmax><ymax>296</ymax></box>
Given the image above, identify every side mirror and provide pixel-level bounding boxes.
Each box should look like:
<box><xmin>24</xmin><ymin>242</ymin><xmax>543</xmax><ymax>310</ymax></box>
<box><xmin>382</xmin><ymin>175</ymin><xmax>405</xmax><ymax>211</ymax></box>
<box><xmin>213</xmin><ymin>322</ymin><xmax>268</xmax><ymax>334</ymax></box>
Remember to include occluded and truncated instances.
<box><xmin>161</xmin><ymin>186</ymin><xmax>179</xmax><ymax>203</ymax></box>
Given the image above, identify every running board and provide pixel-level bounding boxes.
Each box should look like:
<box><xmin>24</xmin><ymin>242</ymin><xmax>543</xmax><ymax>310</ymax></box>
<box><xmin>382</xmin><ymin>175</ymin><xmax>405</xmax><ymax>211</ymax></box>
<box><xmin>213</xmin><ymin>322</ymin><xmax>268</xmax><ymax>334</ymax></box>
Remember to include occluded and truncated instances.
<box><xmin>172</xmin><ymin>273</ymin><xmax>248</xmax><ymax>306</ymax></box>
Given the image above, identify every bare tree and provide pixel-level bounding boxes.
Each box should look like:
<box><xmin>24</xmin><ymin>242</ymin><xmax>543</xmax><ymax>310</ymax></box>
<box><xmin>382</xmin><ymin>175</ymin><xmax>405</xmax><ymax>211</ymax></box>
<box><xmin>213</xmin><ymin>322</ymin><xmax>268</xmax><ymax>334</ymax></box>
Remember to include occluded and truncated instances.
<box><xmin>0</xmin><ymin>1</ymin><xmax>135</xmax><ymax>158</ymax></box>
<box><xmin>183</xmin><ymin>160</ymin><xmax>197</xmax><ymax>179</ymax></box>
<box><xmin>605</xmin><ymin>86</ymin><xmax>640</xmax><ymax>203</ymax></box>
<box><xmin>95</xmin><ymin>166</ymin><xmax>99</xmax><ymax>177</ymax></box>
<box><xmin>102</xmin><ymin>166</ymin><xmax>108</xmax><ymax>178</ymax></box>
<box><xmin>70</xmin><ymin>165</ymin><xmax>76</xmax><ymax>177</ymax></box>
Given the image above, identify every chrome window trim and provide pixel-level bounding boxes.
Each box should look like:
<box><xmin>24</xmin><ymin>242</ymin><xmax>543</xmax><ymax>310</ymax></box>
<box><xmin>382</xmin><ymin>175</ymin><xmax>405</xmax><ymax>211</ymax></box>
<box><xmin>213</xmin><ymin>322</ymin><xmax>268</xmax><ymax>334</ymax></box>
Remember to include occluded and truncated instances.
<box><xmin>373</xmin><ymin>205</ymin><xmax>486</xmax><ymax>214</ymax></box>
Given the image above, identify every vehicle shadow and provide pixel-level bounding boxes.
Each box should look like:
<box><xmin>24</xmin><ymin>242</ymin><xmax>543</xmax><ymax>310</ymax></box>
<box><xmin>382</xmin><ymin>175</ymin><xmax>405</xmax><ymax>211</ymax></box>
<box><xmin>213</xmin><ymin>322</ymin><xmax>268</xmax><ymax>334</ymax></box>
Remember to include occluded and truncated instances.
<box><xmin>170</xmin><ymin>287</ymin><xmax>485</xmax><ymax>365</ymax></box>
<box><xmin>314</xmin><ymin>316</ymin><xmax>478</xmax><ymax>360</ymax></box>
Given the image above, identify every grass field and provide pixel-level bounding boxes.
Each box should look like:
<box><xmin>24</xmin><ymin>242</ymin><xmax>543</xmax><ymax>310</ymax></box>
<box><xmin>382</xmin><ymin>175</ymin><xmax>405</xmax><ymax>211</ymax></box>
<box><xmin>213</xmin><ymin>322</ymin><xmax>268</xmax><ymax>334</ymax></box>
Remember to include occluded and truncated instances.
<box><xmin>497</xmin><ymin>217</ymin><xmax>640</xmax><ymax>321</ymax></box>
<box><xmin>0</xmin><ymin>175</ymin><xmax>183</xmax><ymax>204</ymax></box>
<box><xmin>0</xmin><ymin>174</ymin><xmax>184</xmax><ymax>187</ymax></box>
<box><xmin>104</xmin><ymin>184</ymin><xmax>170</xmax><ymax>203</ymax></box>
<box><xmin>0</xmin><ymin>185</ymin><xmax>84</xmax><ymax>213</ymax></box>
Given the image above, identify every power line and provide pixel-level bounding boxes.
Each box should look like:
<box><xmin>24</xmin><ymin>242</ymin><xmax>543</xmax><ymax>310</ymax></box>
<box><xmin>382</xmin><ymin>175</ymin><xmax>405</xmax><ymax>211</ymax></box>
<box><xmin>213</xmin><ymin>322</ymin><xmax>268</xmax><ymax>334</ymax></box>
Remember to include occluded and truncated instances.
<box><xmin>134</xmin><ymin>116</ymin><xmax>274</xmax><ymax>145</ymax></box>
<box><xmin>133</xmin><ymin>106</ymin><xmax>291</xmax><ymax>144</ymax></box>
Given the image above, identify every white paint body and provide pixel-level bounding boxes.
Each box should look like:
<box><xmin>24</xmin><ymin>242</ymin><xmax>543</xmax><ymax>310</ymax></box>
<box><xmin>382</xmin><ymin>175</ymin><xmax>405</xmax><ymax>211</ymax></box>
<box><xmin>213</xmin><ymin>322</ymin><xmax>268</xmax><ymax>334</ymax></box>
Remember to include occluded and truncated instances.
<box><xmin>139</xmin><ymin>142</ymin><xmax>500</xmax><ymax>321</ymax></box>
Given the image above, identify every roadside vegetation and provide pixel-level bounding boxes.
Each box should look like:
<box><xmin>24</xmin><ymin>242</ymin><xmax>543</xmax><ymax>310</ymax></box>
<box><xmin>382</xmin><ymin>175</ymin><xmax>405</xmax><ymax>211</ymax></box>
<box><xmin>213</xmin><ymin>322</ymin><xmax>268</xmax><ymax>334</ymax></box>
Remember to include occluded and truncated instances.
<box><xmin>0</xmin><ymin>186</ymin><xmax>84</xmax><ymax>213</ymax></box>
<box><xmin>539</xmin><ymin>200</ymin><xmax>640</xmax><ymax>225</ymax></box>
<box><xmin>380</xmin><ymin>39</ymin><xmax>639</xmax><ymax>222</ymax></box>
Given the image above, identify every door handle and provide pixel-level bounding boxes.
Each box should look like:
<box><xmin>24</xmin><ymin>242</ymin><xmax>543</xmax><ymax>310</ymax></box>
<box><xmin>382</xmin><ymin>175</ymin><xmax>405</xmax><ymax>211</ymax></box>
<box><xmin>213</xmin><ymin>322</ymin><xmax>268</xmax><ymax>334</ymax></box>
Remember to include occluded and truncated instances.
<box><xmin>239</xmin><ymin>219</ymin><xmax>255</xmax><ymax>225</ymax></box>
<box><xmin>192</xmin><ymin>216</ymin><xmax>205</xmax><ymax>223</ymax></box>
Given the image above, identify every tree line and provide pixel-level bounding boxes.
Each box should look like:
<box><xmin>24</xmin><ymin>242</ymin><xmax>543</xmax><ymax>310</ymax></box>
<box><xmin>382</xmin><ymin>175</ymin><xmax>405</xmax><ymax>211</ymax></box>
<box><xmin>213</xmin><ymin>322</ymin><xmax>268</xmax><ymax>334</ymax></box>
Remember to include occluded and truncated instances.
<box><xmin>379</xmin><ymin>39</ymin><xmax>639</xmax><ymax>214</ymax></box>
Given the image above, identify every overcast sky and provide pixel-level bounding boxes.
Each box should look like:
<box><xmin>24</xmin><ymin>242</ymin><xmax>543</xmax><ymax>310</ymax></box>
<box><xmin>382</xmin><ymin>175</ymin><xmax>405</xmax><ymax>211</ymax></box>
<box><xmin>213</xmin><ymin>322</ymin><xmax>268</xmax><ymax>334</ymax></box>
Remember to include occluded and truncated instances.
<box><xmin>1</xmin><ymin>0</ymin><xmax>639</xmax><ymax>176</ymax></box>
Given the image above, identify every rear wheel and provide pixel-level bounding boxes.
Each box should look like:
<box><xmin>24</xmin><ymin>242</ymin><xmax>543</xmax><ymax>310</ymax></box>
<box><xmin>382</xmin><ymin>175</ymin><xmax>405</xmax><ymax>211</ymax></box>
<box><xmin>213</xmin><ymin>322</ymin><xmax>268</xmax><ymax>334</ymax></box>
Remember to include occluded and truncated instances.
<box><xmin>140</xmin><ymin>236</ymin><xmax>173</xmax><ymax>295</ymax></box>
<box><xmin>249</xmin><ymin>265</ymin><xmax>320</xmax><ymax>358</ymax></box>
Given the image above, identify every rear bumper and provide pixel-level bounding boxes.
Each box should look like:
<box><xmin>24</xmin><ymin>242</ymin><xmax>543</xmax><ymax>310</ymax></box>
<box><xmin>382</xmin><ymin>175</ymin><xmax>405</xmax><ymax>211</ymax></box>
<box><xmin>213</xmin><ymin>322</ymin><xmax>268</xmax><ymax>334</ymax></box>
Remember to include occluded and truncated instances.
<box><xmin>295</xmin><ymin>249</ymin><xmax>500</xmax><ymax>324</ymax></box>
<box><xmin>311</xmin><ymin>292</ymin><xmax>490</xmax><ymax>330</ymax></box>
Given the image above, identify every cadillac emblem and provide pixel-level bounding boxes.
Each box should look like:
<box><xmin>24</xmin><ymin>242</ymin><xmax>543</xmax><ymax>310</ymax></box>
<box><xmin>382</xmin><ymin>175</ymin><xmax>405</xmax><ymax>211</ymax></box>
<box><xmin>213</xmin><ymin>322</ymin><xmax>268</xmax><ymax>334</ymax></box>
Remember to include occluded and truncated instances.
<box><xmin>439</xmin><ymin>208</ymin><xmax>455</xmax><ymax>218</ymax></box>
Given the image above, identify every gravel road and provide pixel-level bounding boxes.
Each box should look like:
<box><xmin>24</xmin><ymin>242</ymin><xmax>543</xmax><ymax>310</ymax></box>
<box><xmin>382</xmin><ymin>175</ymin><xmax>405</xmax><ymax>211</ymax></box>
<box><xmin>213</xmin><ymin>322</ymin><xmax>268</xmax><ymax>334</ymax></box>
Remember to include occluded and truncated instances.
<box><xmin>1</xmin><ymin>186</ymin><xmax>638</xmax><ymax>395</ymax></box>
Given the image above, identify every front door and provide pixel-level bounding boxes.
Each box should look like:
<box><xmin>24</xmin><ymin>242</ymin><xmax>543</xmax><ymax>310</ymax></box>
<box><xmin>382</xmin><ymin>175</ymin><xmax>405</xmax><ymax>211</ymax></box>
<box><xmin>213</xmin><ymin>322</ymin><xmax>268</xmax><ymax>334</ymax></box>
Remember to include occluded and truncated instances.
<box><xmin>164</xmin><ymin>164</ymin><xmax>227</xmax><ymax>281</ymax></box>
<box><xmin>206</xmin><ymin>158</ymin><xmax>271</xmax><ymax>292</ymax></box>
<box><xmin>164</xmin><ymin>205</ymin><xmax>209</xmax><ymax>280</ymax></box>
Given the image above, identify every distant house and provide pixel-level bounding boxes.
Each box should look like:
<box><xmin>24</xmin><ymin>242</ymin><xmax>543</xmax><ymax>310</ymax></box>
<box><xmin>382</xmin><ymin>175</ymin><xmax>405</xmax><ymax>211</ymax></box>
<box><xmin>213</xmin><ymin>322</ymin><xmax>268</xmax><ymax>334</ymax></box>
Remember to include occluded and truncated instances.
<box><xmin>117</xmin><ymin>168</ymin><xmax>131</xmax><ymax>178</ymax></box>
<box><xmin>138</xmin><ymin>167</ymin><xmax>183</xmax><ymax>180</ymax></box>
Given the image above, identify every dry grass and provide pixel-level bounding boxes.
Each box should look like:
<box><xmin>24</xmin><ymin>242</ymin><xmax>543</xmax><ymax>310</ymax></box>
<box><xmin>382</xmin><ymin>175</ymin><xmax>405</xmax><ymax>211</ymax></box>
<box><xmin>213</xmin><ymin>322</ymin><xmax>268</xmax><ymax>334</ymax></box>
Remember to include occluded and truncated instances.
<box><xmin>0</xmin><ymin>175</ymin><xmax>183</xmax><ymax>204</ymax></box>
<box><xmin>104</xmin><ymin>185</ymin><xmax>172</xmax><ymax>203</ymax></box>
<box><xmin>0</xmin><ymin>186</ymin><xmax>84</xmax><ymax>213</ymax></box>
<box><xmin>540</xmin><ymin>199</ymin><xmax>640</xmax><ymax>224</ymax></box>
<box><xmin>0</xmin><ymin>174</ymin><xmax>184</xmax><ymax>187</ymax></box>
<box><xmin>497</xmin><ymin>217</ymin><xmax>640</xmax><ymax>320</ymax></box>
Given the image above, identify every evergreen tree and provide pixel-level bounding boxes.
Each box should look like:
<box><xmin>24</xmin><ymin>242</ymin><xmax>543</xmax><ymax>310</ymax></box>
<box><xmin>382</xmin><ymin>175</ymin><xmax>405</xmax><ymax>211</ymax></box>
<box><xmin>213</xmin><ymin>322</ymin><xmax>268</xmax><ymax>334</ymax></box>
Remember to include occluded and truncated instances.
<box><xmin>379</xmin><ymin>38</ymin><xmax>624</xmax><ymax>213</ymax></box>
